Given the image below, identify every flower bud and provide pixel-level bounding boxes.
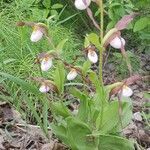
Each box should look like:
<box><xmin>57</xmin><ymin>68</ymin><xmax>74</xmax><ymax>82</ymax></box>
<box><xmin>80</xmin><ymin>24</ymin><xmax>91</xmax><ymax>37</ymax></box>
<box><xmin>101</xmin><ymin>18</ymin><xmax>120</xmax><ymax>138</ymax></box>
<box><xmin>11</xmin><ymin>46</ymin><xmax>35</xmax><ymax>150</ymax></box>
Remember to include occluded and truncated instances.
<box><xmin>41</xmin><ymin>57</ymin><xmax>53</xmax><ymax>71</ymax></box>
<box><xmin>67</xmin><ymin>69</ymin><xmax>78</xmax><ymax>81</ymax></box>
<box><xmin>30</xmin><ymin>25</ymin><xmax>44</xmax><ymax>42</ymax></box>
<box><xmin>74</xmin><ymin>0</ymin><xmax>91</xmax><ymax>10</ymax></box>
<box><xmin>110</xmin><ymin>36</ymin><xmax>125</xmax><ymax>49</ymax></box>
<box><xmin>39</xmin><ymin>84</ymin><xmax>50</xmax><ymax>93</ymax></box>
<box><xmin>88</xmin><ymin>49</ymin><xmax>98</xmax><ymax>63</ymax></box>
<box><xmin>121</xmin><ymin>85</ymin><xmax>133</xmax><ymax>97</ymax></box>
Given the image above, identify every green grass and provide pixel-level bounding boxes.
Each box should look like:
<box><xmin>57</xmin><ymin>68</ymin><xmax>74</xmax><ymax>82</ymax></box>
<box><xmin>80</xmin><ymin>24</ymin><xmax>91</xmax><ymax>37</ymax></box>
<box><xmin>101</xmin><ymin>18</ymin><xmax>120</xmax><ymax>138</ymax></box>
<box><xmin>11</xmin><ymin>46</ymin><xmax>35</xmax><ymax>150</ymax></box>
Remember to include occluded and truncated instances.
<box><xmin>109</xmin><ymin>51</ymin><xmax>141</xmax><ymax>78</ymax></box>
<box><xmin>0</xmin><ymin>0</ymin><xmax>83</xmax><ymax>133</ymax></box>
<box><xmin>0</xmin><ymin>1</ymin><xmax>82</xmax><ymax>74</ymax></box>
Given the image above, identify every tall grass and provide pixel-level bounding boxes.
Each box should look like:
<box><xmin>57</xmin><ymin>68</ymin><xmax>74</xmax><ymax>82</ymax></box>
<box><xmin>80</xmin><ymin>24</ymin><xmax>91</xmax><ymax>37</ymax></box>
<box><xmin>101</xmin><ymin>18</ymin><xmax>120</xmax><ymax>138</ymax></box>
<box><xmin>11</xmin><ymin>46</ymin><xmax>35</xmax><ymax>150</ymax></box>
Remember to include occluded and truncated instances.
<box><xmin>0</xmin><ymin>0</ymin><xmax>82</xmax><ymax>135</ymax></box>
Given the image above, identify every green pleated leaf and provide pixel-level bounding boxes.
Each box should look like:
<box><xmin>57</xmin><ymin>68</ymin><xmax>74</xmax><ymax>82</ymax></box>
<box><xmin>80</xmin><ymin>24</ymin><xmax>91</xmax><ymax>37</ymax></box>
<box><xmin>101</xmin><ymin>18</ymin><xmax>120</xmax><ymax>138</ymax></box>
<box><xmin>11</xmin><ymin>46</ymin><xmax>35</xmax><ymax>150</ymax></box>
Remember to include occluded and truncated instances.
<box><xmin>99</xmin><ymin>134</ymin><xmax>134</xmax><ymax>150</ymax></box>
<box><xmin>66</xmin><ymin>117</ymin><xmax>98</xmax><ymax>150</ymax></box>
<box><xmin>53</xmin><ymin>61</ymin><xmax>65</xmax><ymax>94</ymax></box>
<box><xmin>51</xmin><ymin>101</ymin><xmax>71</xmax><ymax>118</ymax></box>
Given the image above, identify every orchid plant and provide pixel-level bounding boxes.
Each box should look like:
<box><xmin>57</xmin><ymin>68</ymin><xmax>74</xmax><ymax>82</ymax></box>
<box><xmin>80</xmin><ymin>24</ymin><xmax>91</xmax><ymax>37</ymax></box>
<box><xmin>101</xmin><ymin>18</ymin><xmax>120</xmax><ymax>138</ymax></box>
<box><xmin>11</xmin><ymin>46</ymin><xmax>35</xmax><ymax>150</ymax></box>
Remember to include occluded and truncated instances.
<box><xmin>16</xmin><ymin>0</ymin><xmax>146</xmax><ymax>150</ymax></box>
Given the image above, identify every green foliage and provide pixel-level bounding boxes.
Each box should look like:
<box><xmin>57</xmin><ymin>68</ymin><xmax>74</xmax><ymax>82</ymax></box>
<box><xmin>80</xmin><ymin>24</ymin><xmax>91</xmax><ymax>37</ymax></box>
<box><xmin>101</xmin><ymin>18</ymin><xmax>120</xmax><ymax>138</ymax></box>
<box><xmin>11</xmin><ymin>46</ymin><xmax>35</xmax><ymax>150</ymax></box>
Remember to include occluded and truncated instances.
<box><xmin>0</xmin><ymin>71</ymin><xmax>50</xmax><ymax>136</ymax></box>
<box><xmin>142</xmin><ymin>92</ymin><xmax>150</xmax><ymax>131</ymax></box>
<box><xmin>51</xmin><ymin>101</ymin><xmax>71</xmax><ymax>118</ymax></box>
<box><xmin>82</xmin><ymin>60</ymin><xmax>91</xmax><ymax>76</ymax></box>
<box><xmin>109</xmin><ymin>51</ymin><xmax>140</xmax><ymax>78</ymax></box>
<box><xmin>53</xmin><ymin>61</ymin><xmax>66</xmax><ymax>94</ymax></box>
<box><xmin>1</xmin><ymin>0</ymin><xmax>145</xmax><ymax>149</ymax></box>
<box><xmin>50</xmin><ymin>85</ymin><xmax>134</xmax><ymax>150</ymax></box>
<box><xmin>0</xmin><ymin>72</ymin><xmax>39</xmax><ymax>95</ymax></box>
<box><xmin>134</xmin><ymin>17</ymin><xmax>150</xmax><ymax>32</ymax></box>
<box><xmin>49</xmin><ymin>67</ymin><xmax>134</xmax><ymax>149</ymax></box>
<box><xmin>98</xmin><ymin>134</ymin><xmax>134</xmax><ymax>150</ymax></box>
<box><xmin>85</xmin><ymin>33</ymin><xmax>101</xmax><ymax>49</ymax></box>
<box><xmin>0</xmin><ymin>0</ymin><xmax>81</xmax><ymax>135</ymax></box>
<box><xmin>106</xmin><ymin>0</ymin><xmax>134</xmax><ymax>30</ymax></box>
<box><xmin>55</xmin><ymin>39</ymin><xmax>68</xmax><ymax>54</ymax></box>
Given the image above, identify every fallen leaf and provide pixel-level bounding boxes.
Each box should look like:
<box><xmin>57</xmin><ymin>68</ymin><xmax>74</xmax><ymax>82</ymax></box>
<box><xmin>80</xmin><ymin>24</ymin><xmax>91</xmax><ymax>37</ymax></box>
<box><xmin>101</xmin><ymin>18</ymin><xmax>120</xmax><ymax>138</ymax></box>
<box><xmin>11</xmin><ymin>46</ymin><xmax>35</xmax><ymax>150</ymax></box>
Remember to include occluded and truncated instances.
<box><xmin>41</xmin><ymin>142</ymin><xmax>55</xmax><ymax>150</ymax></box>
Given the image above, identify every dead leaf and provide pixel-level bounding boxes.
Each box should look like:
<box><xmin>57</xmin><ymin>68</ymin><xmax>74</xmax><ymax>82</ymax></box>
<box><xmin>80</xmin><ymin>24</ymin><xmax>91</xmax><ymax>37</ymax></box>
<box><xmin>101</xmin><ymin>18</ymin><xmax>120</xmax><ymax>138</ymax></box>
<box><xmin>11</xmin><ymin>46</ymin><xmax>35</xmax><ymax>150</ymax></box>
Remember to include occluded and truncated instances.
<box><xmin>41</xmin><ymin>142</ymin><xmax>55</xmax><ymax>150</ymax></box>
<box><xmin>0</xmin><ymin>136</ymin><xmax>5</xmax><ymax>150</ymax></box>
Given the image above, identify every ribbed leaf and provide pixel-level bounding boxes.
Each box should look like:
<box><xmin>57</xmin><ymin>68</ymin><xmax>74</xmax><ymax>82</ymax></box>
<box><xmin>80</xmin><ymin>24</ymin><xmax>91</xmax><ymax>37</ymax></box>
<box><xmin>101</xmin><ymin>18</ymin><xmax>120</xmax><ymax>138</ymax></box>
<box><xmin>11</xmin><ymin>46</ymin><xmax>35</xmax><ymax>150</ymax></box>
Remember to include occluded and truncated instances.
<box><xmin>99</xmin><ymin>134</ymin><xmax>134</xmax><ymax>150</ymax></box>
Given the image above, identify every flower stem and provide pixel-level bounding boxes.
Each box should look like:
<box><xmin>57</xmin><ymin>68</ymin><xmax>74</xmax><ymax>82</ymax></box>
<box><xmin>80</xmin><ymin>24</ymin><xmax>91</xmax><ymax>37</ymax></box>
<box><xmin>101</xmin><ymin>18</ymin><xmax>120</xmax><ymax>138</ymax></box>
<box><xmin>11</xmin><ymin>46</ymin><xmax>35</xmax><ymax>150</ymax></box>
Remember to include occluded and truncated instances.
<box><xmin>99</xmin><ymin>0</ymin><xmax>104</xmax><ymax>86</ymax></box>
<box><xmin>98</xmin><ymin>0</ymin><xmax>105</xmax><ymax>131</ymax></box>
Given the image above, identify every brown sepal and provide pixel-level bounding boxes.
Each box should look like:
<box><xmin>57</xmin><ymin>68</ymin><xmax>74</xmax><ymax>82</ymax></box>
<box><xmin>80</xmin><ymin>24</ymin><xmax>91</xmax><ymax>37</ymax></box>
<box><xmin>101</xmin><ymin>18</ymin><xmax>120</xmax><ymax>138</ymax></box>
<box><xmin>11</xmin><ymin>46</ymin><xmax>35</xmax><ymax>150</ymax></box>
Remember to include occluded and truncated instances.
<box><xmin>115</xmin><ymin>13</ymin><xmax>138</xmax><ymax>30</ymax></box>
<box><xmin>16</xmin><ymin>21</ymin><xmax>35</xmax><ymax>27</ymax></box>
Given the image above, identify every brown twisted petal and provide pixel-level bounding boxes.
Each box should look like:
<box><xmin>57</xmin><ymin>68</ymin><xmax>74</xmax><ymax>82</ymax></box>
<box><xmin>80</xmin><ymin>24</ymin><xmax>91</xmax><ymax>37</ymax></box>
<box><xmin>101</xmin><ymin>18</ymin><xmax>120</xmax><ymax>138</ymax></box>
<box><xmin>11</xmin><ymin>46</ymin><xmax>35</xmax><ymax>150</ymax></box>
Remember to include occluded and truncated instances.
<box><xmin>35</xmin><ymin>52</ymin><xmax>49</xmax><ymax>64</ymax></box>
<box><xmin>35</xmin><ymin>51</ymin><xmax>58</xmax><ymax>64</ymax></box>
<box><xmin>84</xmin><ymin>45</ymin><xmax>96</xmax><ymax>55</ymax></box>
<box><xmin>86</xmin><ymin>8</ymin><xmax>100</xmax><ymax>30</ymax></box>
<box><xmin>16</xmin><ymin>21</ymin><xmax>35</xmax><ymax>27</ymax></box>
<box><xmin>16</xmin><ymin>21</ymin><xmax>26</xmax><ymax>26</ymax></box>
<box><xmin>35</xmin><ymin>52</ymin><xmax>58</xmax><ymax>63</ymax></box>
<box><xmin>30</xmin><ymin>77</ymin><xmax>45</xmax><ymax>83</ymax></box>
<box><xmin>16</xmin><ymin>22</ymin><xmax>48</xmax><ymax>35</ymax></box>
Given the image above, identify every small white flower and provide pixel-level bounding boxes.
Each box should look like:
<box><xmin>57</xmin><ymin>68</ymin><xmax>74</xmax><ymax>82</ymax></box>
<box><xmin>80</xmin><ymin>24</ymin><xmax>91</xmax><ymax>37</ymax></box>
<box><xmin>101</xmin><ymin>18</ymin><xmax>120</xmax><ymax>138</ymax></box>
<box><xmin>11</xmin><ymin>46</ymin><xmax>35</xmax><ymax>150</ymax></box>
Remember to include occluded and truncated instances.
<box><xmin>30</xmin><ymin>26</ymin><xmax>43</xmax><ymax>42</ymax></box>
<box><xmin>121</xmin><ymin>85</ymin><xmax>133</xmax><ymax>97</ymax></box>
<box><xmin>67</xmin><ymin>69</ymin><xmax>78</xmax><ymax>81</ymax></box>
<box><xmin>39</xmin><ymin>84</ymin><xmax>50</xmax><ymax>93</ymax></box>
<box><xmin>74</xmin><ymin>0</ymin><xmax>91</xmax><ymax>10</ymax></box>
<box><xmin>41</xmin><ymin>57</ymin><xmax>53</xmax><ymax>71</ymax></box>
<box><xmin>72</xmin><ymin>109</ymin><xmax>78</xmax><ymax>115</ymax></box>
<box><xmin>110</xmin><ymin>36</ymin><xmax>125</xmax><ymax>49</ymax></box>
<box><xmin>88</xmin><ymin>50</ymin><xmax>98</xmax><ymax>63</ymax></box>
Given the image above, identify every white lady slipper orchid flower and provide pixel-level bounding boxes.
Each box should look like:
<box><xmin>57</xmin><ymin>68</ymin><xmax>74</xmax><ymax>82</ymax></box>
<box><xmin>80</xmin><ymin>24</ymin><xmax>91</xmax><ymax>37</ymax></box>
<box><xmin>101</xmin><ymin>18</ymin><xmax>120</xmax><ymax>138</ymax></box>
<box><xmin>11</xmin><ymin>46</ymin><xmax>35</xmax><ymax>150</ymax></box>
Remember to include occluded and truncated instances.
<box><xmin>121</xmin><ymin>85</ymin><xmax>133</xmax><ymax>97</ymax></box>
<box><xmin>88</xmin><ymin>50</ymin><xmax>98</xmax><ymax>63</ymax></box>
<box><xmin>67</xmin><ymin>69</ymin><xmax>78</xmax><ymax>81</ymax></box>
<box><xmin>39</xmin><ymin>84</ymin><xmax>50</xmax><ymax>93</ymax></box>
<box><xmin>74</xmin><ymin>0</ymin><xmax>91</xmax><ymax>10</ymax></box>
<box><xmin>41</xmin><ymin>57</ymin><xmax>53</xmax><ymax>71</ymax></box>
<box><xmin>72</xmin><ymin>109</ymin><xmax>78</xmax><ymax>115</ymax></box>
<box><xmin>30</xmin><ymin>25</ymin><xmax>43</xmax><ymax>42</ymax></box>
<box><xmin>110</xmin><ymin>36</ymin><xmax>125</xmax><ymax>49</ymax></box>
